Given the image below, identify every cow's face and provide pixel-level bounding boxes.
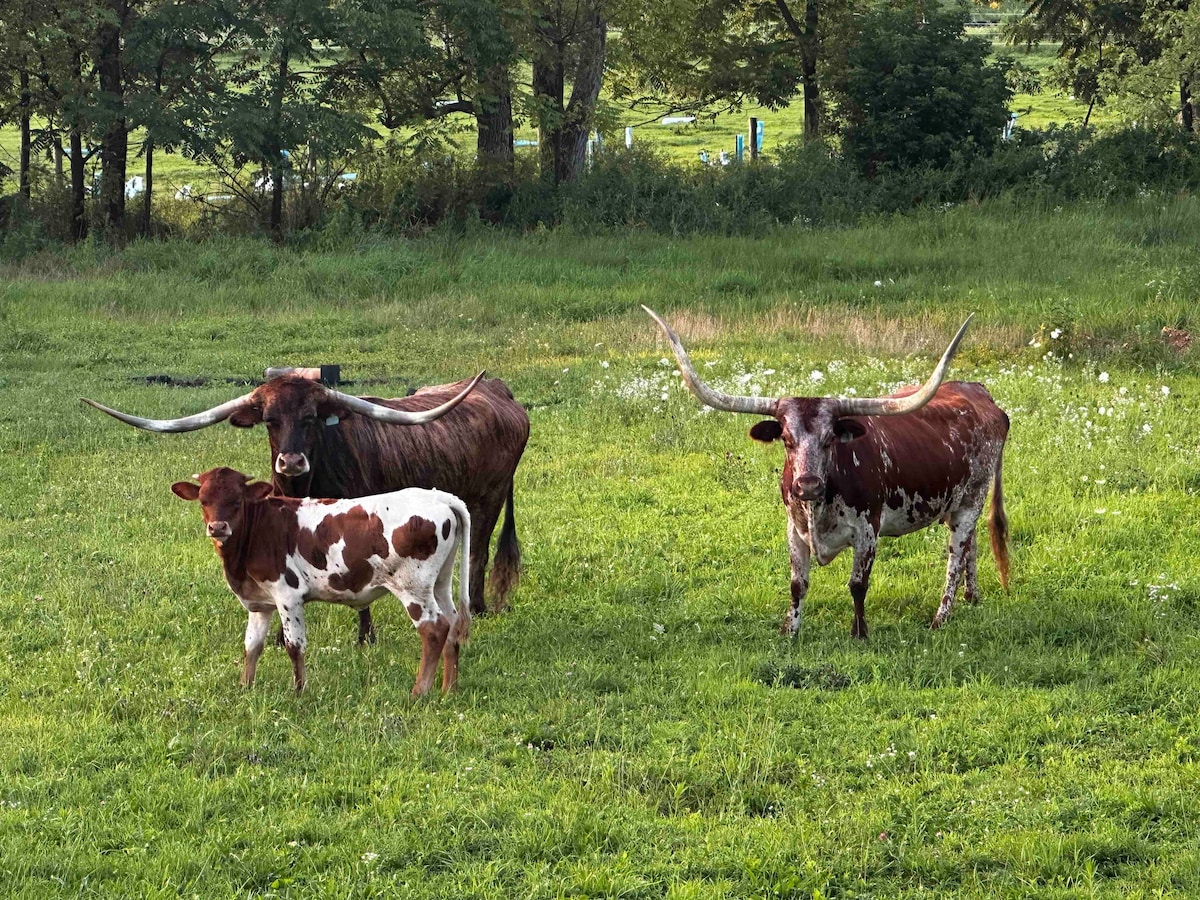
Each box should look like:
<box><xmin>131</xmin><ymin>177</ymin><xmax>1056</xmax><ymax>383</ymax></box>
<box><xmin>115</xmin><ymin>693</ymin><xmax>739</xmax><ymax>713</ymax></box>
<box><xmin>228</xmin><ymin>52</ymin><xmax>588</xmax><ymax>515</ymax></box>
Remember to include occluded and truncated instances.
<box><xmin>749</xmin><ymin>398</ymin><xmax>866</xmax><ymax>504</ymax></box>
<box><xmin>172</xmin><ymin>467</ymin><xmax>272</xmax><ymax>545</ymax></box>
<box><xmin>227</xmin><ymin>378</ymin><xmax>351</xmax><ymax>479</ymax></box>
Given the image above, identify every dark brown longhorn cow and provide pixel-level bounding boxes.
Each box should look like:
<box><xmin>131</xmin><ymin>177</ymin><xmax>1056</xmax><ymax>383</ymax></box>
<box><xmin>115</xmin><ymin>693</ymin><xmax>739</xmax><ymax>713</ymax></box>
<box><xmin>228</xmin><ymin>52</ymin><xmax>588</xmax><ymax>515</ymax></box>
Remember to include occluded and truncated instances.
<box><xmin>83</xmin><ymin>371</ymin><xmax>529</xmax><ymax>637</ymax></box>
<box><xmin>644</xmin><ymin>307</ymin><xmax>1009</xmax><ymax>638</ymax></box>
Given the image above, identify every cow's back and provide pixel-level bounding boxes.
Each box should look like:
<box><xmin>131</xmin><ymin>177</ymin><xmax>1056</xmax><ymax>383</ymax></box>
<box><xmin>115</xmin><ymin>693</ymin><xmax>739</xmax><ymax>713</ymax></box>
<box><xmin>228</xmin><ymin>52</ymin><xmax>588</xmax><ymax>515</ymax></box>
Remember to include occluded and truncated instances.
<box><xmin>300</xmin><ymin>377</ymin><xmax>530</xmax><ymax>505</ymax></box>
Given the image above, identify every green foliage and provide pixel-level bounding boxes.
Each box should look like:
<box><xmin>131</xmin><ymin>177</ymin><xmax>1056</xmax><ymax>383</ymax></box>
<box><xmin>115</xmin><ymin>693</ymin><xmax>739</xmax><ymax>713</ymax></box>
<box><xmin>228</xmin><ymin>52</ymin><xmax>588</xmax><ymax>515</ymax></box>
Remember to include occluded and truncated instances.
<box><xmin>837</xmin><ymin>4</ymin><xmax>1013</xmax><ymax>173</ymax></box>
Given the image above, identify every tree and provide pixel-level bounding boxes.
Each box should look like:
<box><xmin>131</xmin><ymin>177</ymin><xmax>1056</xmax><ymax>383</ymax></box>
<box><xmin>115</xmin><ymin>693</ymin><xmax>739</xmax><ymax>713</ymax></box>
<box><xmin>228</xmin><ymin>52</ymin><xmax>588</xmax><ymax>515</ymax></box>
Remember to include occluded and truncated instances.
<box><xmin>529</xmin><ymin>0</ymin><xmax>608</xmax><ymax>184</ymax></box>
<box><xmin>209</xmin><ymin>0</ymin><xmax>385</xmax><ymax>238</ymax></box>
<box><xmin>610</xmin><ymin>0</ymin><xmax>867</xmax><ymax>143</ymax></box>
<box><xmin>835</xmin><ymin>4</ymin><xmax>1012</xmax><ymax>173</ymax></box>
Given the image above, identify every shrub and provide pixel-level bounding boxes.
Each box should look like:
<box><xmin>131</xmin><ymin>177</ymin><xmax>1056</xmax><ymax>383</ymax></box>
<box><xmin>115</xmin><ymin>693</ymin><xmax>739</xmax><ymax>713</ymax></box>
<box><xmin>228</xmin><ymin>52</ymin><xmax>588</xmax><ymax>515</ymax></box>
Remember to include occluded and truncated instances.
<box><xmin>837</xmin><ymin>3</ymin><xmax>1012</xmax><ymax>175</ymax></box>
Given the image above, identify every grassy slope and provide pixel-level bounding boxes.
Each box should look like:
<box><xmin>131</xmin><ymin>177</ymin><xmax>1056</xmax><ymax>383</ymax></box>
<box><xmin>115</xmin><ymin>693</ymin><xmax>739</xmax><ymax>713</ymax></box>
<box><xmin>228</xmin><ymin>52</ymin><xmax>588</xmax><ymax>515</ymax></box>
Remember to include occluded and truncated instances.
<box><xmin>3</xmin><ymin>199</ymin><xmax>1200</xmax><ymax>896</ymax></box>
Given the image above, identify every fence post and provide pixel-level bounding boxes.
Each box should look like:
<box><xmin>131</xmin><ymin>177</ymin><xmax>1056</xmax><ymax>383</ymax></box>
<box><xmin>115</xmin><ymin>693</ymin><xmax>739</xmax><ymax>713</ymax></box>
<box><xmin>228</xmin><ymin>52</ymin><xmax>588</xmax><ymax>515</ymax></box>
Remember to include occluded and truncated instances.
<box><xmin>625</xmin><ymin>126</ymin><xmax>633</xmax><ymax>149</ymax></box>
<box><xmin>735</xmin><ymin>133</ymin><xmax>744</xmax><ymax>162</ymax></box>
<box><xmin>748</xmin><ymin>117</ymin><xmax>758</xmax><ymax>160</ymax></box>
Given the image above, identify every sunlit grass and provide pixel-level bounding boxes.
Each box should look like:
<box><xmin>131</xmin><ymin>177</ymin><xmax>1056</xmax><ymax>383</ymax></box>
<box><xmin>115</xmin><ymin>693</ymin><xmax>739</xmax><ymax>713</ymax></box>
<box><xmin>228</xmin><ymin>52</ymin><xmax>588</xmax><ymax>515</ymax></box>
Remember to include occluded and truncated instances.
<box><xmin>3</xmin><ymin>198</ymin><xmax>1200</xmax><ymax>895</ymax></box>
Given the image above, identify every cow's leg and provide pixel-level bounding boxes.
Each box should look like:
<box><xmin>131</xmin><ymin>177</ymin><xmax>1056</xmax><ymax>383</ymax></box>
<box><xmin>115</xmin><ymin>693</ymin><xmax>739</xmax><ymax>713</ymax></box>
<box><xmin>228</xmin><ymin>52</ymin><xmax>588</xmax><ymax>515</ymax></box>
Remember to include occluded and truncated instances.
<box><xmin>849</xmin><ymin>536</ymin><xmax>877</xmax><ymax>640</ymax></box>
<box><xmin>468</xmin><ymin>501</ymin><xmax>502</xmax><ymax>617</ymax></box>
<box><xmin>277</xmin><ymin>597</ymin><xmax>307</xmax><ymax>692</ymax></box>
<box><xmin>962</xmin><ymin>529</ymin><xmax>980</xmax><ymax>605</ymax></box>
<box><xmin>783</xmin><ymin>521</ymin><xmax>812</xmax><ymax>636</ymax></box>
<box><xmin>933</xmin><ymin>516</ymin><xmax>975</xmax><ymax>629</ymax></box>
<box><xmin>242</xmin><ymin>610</ymin><xmax>273</xmax><ymax>687</ymax></box>
<box><xmin>357</xmin><ymin>608</ymin><xmax>376</xmax><ymax>645</ymax></box>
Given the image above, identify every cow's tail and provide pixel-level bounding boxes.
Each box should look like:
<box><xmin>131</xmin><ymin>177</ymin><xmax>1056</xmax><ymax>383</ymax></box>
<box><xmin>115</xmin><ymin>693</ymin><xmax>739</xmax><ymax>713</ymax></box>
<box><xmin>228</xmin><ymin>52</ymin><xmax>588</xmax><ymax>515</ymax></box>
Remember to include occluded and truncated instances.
<box><xmin>988</xmin><ymin>451</ymin><xmax>1010</xmax><ymax>591</ymax></box>
<box><xmin>487</xmin><ymin>483</ymin><xmax>520</xmax><ymax>611</ymax></box>
<box><xmin>448</xmin><ymin>495</ymin><xmax>472</xmax><ymax>644</ymax></box>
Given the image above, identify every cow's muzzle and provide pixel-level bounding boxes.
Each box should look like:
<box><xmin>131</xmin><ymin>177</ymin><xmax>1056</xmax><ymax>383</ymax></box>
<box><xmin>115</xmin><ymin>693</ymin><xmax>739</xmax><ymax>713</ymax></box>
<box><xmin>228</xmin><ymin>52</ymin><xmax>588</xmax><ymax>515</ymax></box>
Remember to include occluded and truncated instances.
<box><xmin>275</xmin><ymin>452</ymin><xmax>310</xmax><ymax>477</ymax></box>
<box><xmin>207</xmin><ymin>521</ymin><xmax>232</xmax><ymax>542</ymax></box>
<box><xmin>791</xmin><ymin>476</ymin><xmax>824</xmax><ymax>502</ymax></box>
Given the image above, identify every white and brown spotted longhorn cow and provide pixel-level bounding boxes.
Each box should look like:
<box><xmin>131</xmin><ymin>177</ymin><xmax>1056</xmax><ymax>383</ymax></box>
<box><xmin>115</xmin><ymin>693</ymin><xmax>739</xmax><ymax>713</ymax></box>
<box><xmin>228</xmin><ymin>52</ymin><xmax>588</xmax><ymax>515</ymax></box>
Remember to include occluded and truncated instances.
<box><xmin>644</xmin><ymin>307</ymin><xmax>1010</xmax><ymax>638</ymax></box>
<box><xmin>173</xmin><ymin>467</ymin><xmax>471</xmax><ymax>695</ymax></box>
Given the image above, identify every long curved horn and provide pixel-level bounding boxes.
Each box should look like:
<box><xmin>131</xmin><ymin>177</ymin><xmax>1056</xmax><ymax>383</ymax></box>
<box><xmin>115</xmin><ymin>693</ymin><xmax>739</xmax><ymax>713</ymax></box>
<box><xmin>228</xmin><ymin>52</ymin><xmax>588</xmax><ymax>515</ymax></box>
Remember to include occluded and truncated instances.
<box><xmin>80</xmin><ymin>393</ymin><xmax>255</xmax><ymax>433</ymax></box>
<box><xmin>325</xmin><ymin>370</ymin><xmax>486</xmax><ymax>424</ymax></box>
<box><xmin>643</xmin><ymin>306</ymin><xmax>778</xmax><ymax>416</ymax></box>
<box><xmin>835</xmin><ymin>315</ymin><xmax>973</xmax><ymax>417</ymax></box>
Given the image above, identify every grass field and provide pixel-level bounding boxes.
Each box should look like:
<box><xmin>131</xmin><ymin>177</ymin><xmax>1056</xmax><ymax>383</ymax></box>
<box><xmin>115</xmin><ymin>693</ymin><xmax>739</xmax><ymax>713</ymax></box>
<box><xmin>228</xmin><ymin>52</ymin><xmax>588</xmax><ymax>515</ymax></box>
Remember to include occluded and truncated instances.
<box><xmin>4</xmin><ymin>197</ymin><xmax>1200</xmax><ymax>896</ymax></box>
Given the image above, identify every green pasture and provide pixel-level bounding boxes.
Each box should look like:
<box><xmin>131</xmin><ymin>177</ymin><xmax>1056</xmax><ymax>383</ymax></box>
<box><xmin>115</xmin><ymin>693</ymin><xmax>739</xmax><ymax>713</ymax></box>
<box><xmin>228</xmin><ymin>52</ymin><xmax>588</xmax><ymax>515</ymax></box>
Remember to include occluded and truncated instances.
<box><xmin>4</xmin><ymin>197</ymin><xmax>1200</xmax><ymax>896</ymax></box>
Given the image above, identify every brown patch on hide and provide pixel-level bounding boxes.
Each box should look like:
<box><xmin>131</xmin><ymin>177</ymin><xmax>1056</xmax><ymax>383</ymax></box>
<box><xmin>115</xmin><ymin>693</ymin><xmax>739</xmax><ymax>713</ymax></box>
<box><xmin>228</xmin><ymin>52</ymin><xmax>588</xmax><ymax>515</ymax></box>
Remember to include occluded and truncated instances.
<box><xmin>392</xmin><ymin>516</ymin><xmax>439</xmax><ymax>560</ymax></box>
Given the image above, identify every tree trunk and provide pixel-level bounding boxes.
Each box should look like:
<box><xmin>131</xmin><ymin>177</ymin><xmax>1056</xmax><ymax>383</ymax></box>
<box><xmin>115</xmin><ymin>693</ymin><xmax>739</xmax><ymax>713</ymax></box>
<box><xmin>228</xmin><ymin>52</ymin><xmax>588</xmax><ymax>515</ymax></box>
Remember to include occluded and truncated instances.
<box><xmin>775</xmin><ymin>0</ymin><xmax>820</xmax><ymax>141</ymax></box>
<box><xmin>533</xmin><ymin>49</ymin><xmax>565</xmax><ymax>183</ymax></box>
<box><xmin>96</xmin><ymin>1</ymin><xmax>130</xmax><ymax>236</ymax></box>
<box><xmin>54</xmin><ymin>140</ymin><xmax>64</xmax><ymax>189</ymax></box>
<box><xmin>476</xmin><ymin>62</ymin><xmax>514</xmax><ymax>173</ymax></box>
<box><xmin>142</xmin><ymin>136</ymin><xmax>154</xmax><ymax>236</ymax></box>
<box><xmin>268</xmin><ymin>39</ymin><xmax>290</xmax><ymax>240</ymax></box>
<box><xmin>557</xmin><ymin>5</ymin><xmax>606</xmax><ymax>184</ymax></box>
<box><xmin>70</xmin><ymin>126</ymin><xmax>87</xmax><ymax>241</ymax></box>
<box><xmin>19</xmin><ymin>69</ymin><xmax>31</xmax><ymax>201</ymax></box>
<box><xmin>1183</xmin><ymin>74</ymin><xmax>1195</xmax><ymax>133</ymax></box>
<box><xmin>800</xmin><ymin>0</ymin><xmax>820</xmax><ymax>142</ymax></box>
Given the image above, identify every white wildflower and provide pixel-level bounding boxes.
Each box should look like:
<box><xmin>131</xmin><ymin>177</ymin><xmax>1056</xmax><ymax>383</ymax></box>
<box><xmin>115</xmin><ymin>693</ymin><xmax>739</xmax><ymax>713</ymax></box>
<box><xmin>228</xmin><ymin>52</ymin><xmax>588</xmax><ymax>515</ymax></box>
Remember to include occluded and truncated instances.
<box><xmin>809</xmin><ymin>370</ymin><xmax>825</xmax><ymax>383</ymax></box>
<box><xmin>600</xmin><ymin>360</ymin><xmax>609</xmax><ymax>369</ymax></box>
<box><xmin>1161</xmin><ymin>385</ymin><xmax>1170</xmax><ymax>396</ymax></box>
<box><xmin>1050</xmin><ymin>328</ymin><xmax>1062</xmax><ymax>339</ymax></box>
<box><xmin>873</xmin><ymin>280</ymin><xmax>883</xmax><ymax>287</ymax></box>
<box><xmin>1098</xmin><ymin>372</ymin><xmax>1110</xmax><ymax>383</ymax></box>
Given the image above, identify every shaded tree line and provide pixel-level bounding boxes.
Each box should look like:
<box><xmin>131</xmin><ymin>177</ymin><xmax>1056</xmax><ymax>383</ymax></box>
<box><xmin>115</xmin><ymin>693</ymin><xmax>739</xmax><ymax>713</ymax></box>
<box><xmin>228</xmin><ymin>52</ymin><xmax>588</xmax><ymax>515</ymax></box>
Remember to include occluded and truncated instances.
<box><xmin>0</xmin><ymin>0</ymin><xmax>1195</xmax><ymax>242</ymax></box>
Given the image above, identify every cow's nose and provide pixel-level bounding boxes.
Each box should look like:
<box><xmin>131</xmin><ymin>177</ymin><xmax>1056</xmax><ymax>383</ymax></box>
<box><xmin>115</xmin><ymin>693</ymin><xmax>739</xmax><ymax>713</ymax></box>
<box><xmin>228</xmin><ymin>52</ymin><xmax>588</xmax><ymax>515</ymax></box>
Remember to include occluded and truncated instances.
<box><xmin>792</xmin><ymin>476</ymin><xmax>824</xmax><ymax>501</ymax></box>
<box><xmin>275</xmin><ymin>452</ymin><xmax>309</xmax><ymax>476</ymax></box>
<box><xmin>207</xmin><ymin>521</ymin><xmax>231</xmax><ymax>541</ymax></box>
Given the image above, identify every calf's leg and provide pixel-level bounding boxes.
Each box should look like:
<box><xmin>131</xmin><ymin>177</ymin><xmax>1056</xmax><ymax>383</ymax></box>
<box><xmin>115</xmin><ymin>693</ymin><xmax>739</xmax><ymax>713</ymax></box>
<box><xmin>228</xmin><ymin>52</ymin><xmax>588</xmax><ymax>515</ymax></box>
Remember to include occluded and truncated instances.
<box><xmin>277</xmin><ymin>597</ymin><xmax>308</xmax><ymax>692</ymax></box>
<box><xmin>242</xmin><ymin>610</ymin><xmax>274</xmax><ymax>687</ymax></box>
<box><xmin>434</xmin><ymin>555</ymin><xmax>462</xmax><ymax>693</ymax></box>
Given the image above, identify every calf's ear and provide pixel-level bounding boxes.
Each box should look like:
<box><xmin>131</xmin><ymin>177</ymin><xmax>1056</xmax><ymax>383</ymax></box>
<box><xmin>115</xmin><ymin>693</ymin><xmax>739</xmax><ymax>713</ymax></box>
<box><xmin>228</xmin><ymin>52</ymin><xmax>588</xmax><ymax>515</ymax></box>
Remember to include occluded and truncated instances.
<box><xmin>172</xmin><ymin>481</ymin><xmax>201</xmax><ymax>501</ymax></box>
<box><xmin>246</xmin><ymin>481</ymin><xmax>273</xmax><ymax>501</ymax></box>
<box><xmin>229</xmin><ymin>406</ymin><xmax>262</xmax><ymax>428</ymax></box>
<box><xmin>834</xmin><ymin>419</ymin><xmax>867</xmax><ymax>443</ymax></box>
<box><xmin>749</xmin><ymin>420</ymin><xmax>783</xmax><ymax>443</ymax></box>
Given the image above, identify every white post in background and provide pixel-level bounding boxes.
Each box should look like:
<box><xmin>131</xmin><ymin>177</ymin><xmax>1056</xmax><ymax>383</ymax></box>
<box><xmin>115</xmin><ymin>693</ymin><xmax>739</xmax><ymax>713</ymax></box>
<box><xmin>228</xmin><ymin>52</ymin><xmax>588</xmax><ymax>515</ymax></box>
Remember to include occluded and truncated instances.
<box><xmin>625</xmin><ymin>126</ymin><xmax>633</xmax><ymax>149</ymax></box>
<box><xmin>735</xmin><ymin>133</ymin><xmax>744</xmax><ymax>162</ymax></box>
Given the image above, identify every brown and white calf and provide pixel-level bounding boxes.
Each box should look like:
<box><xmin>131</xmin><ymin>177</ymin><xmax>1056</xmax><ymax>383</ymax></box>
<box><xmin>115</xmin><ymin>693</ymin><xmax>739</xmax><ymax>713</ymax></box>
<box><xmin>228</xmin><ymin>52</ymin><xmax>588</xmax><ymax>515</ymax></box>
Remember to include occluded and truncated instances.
<box><xmin>172</xmin><ymin>467</ymin><xmax>471</xmax><ymax>694</ymax></box>
<box><xmin>645</xmin><ymin>307</ymin><xmax>1010</xmax><ymax>638</ymax></box>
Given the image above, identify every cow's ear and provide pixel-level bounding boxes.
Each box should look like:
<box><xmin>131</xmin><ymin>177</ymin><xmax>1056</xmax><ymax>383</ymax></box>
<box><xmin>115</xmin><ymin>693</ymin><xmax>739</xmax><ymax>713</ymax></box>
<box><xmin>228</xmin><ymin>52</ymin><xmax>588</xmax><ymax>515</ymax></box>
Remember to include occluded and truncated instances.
<box><xmin>749</xmin><ymin>420</ymin><xmax>783</xmax><ymax>443</ymax></box>
<box><xmin>171</xmin><ymin>481</ymin><xmax>200</xmax><ymax>501</ymax></box>
<box><xmin>229</xmin><ymin>406</ymin><xmax>262</xmax><ymax>428</ymax></box>
<box><xmin>317</xmin><ymin>398</ymin><xmax>351</xmax><ymax>423</ymax></box>
<box><xmin>246</xmin><ymin>481</ymin><xmax>273</xmax><ymax>502</ymax></box>
<box><xmin>834</xmin><ymin>418</ymin><xmax>867</xmax><ymax>443</ymax></box>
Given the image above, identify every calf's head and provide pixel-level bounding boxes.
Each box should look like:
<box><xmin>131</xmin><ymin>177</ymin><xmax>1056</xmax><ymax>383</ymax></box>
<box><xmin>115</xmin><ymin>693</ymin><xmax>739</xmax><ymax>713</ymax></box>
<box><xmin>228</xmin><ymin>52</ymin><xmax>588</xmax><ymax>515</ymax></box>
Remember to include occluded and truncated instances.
<box><xmin>642</xmin><ymin>307</ymin><xmax>971</xmax><ymax>505</ymax></box>
<box><xmin>172</xmin><ymin>467</ymin><xmax>272</xmax><ymax>545</ymax></box>
<box><xmin>83</xmin><ymin>371</ymin><xmax>486</xmax><ymax>483</ymax></box>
